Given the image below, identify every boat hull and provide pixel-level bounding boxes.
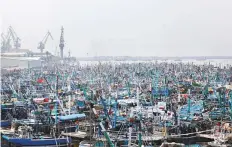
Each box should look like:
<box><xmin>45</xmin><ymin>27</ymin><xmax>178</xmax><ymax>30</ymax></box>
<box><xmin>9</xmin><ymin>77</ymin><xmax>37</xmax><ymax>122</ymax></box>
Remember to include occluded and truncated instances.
<box><xmin>21</xmin><ymin>145</ymin><xmax>68</xmax><ymax>147</ymax></box>
<box><xmin>2</xmin><ymin>135</ymin><xmax>71</xmax><ymax>146</ymax></box>
<box><xmin>0</xmin><ymin>120</ymin><xmax>11</xmax><ymax>127</ymax></box>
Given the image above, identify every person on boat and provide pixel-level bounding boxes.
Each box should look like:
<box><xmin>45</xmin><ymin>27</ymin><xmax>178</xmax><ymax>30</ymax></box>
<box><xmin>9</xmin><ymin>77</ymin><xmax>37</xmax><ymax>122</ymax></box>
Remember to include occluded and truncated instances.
<box><xmin>75</xmin><ymin>120</ymin><xmax>79</xmax><ymax>132</ymax></box>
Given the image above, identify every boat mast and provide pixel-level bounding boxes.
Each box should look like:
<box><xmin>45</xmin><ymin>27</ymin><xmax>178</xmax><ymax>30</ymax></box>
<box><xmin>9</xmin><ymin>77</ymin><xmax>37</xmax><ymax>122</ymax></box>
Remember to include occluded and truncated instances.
<box><xmin>136</xmin><ymin>86</ymin><xmax>140</xmax><ymax>112</ymax></box>
<box><xmin>128</xmin><ymin>126</ymin><xmax>132</xmax><ymax>147</ymax></box>
<box><xmin>67</xmin><ymin>76</ymin><xmax>71</xmax><ymax>115</ymax></box>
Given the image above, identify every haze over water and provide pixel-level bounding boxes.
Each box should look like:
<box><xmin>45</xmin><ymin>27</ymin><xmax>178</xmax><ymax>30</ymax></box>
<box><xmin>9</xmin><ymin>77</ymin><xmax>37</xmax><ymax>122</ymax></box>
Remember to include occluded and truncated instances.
<box><xmin>2</xmin><ymin>0</ymin><xmax>232</xmax><ymax>57</ymax></box>
<box><xmin>78</xmin><ymin>59</ymin><xmax>232</xmax><ymax>67</ymax></box>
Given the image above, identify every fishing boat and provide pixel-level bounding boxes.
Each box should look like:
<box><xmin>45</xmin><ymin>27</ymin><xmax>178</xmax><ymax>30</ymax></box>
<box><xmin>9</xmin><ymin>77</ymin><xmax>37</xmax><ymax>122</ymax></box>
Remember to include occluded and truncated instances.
<box><xmin>2</xmin><ymin>135</ymin><xmax>71</xmax><ymax>147</ymax></box>
<box><xmin>2</xmin><ymin>53</ymin><xmax>232</xmax><ymax>147</ymax></box>
<box><xmin>1</xmin><ymin>103</ymin><xmax>14</xmax><ymax>127</ymax></box>
<box><xmin>1</xmin><ymin>118</ymin><xmax>71</xmax><ymax>147</ymax></box>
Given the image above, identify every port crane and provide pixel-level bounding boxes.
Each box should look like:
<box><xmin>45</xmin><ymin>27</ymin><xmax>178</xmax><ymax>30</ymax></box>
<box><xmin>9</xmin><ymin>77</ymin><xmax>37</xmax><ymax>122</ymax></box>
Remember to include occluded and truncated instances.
<box><xmin>8</xmin><ymin>26</ymin><xmax>21</xmax><ymax>49</ymax></box>
<box><xmin>37</xmin><ymin>31</ymin><xmax>53</xmax><ymax>53</ymax></box>
<box><xmin>1</xmin><ymin>33</ymin><xmax>7</xmax><ymax>52</ymax></box>
<box><xmin>1</xmin><ymin>32</ymin><xmax>12</xmax><ymax>52</ymax></box>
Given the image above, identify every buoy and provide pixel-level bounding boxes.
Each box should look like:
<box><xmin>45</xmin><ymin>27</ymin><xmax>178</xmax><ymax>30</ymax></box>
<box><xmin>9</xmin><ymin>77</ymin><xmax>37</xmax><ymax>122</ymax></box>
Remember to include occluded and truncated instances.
<box><xmin>49</xmin><ymin>105</ymin><xmax>54</xmax><ymax>110</ymax></box>
<box><xmin>37</xmin><ymin>78</ymin><xmax>44</xmax><ymax>83</ymax></box>
<box><xmin>129</xmin><ymin>118</ymin><xmax>134</xmax><ymax>122</ymax></box>
<box><xmin>44</xmin><ymin>98</ymin><xmax>49</xmax><ymax>102</ymax></box>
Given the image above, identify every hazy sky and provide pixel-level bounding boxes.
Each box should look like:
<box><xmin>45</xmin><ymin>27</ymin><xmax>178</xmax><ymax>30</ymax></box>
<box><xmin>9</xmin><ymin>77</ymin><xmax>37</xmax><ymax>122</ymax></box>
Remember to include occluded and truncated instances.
<box><xmin>1</xmin><ymin>0</ymin><xmax>232</xmax><ymax>57</ymax></box>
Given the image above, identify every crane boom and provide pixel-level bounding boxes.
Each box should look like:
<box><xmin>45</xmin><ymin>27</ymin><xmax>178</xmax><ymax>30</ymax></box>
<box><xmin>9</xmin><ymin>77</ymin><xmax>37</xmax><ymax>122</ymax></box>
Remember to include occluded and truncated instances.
<box><xmin>1</xmin><ymin>33</ymin><xmax>6</xmax><ymax>41</ymax></box>
<box><xmin>8</xmin><ymin>26</ymin><xmax>21</xmax><ymax>49</ymax></box>
<box><xmin>1</xmin><ymin>33</ymin><xmax>6</xmax><ymax>51</ymax></box>
<box><xmin>38</xmin><ymin>31</ymin><xmax>53</xmax><ymax>53</ymax></box>
<box><xmin>1</xmin><ymin>32</ymin><xmax>12</xmax><ymax>52</ymax></box>
<box><xmin>9</xmin><ymin>26</ymin><xmax>19</xmax><ymax>38</ymax></box>
<box><xmin>43</xmin><ymin>32</ymin><xmax>53</xmax><ymax>45</ymax></box>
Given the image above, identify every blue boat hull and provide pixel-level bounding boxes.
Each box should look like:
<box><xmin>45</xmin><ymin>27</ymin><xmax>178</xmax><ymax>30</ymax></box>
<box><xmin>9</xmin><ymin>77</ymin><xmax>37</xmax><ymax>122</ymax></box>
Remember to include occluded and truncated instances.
<box><xmin>2</xmin><ymin>135</ymin><xmax>71</xmax><ymax>146</ymax></box>
<box><xmin>0</xmin><ymin>120</ymin><xmax>11</xmax><ymax>127</ymax></box>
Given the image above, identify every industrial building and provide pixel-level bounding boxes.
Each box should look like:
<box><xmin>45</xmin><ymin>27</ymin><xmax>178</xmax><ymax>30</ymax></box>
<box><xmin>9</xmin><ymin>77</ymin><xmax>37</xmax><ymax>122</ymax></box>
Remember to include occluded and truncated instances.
<box><xmin>0</xmin><ymin>49</ymin><xmax>53</xmax><ymax>69</ymax></box>
<box><xmin>1</xmin><ymin>26</ymin><xmax>64</xmax><ymax>71</ymax></box>
<box><xmin>1</xmin><ymin>56</ymin><xmax>42</xmax><ymax>69</ymax></box>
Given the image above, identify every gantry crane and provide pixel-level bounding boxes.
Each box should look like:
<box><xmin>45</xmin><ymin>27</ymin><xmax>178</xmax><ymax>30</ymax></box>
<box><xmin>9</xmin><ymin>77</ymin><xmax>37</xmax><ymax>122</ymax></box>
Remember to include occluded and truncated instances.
<box><xmin>8</xmin><ymin>26</ymin><xmax>21</xmax><ymax>49</ymax></box>
<box><xmin>37</xmin><ymin>31</ymin><xmax>53</xmax><ymax>53</ymax></box>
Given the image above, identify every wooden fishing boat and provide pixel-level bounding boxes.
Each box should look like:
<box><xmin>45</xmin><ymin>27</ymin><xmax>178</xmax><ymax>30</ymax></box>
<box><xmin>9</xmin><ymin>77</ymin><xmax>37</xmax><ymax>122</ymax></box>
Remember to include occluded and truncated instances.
<box><xmin>0</xmin><ymin>120</ymin><xmax>11</xmax><ymax>128</ymax></box>
<box><xmin>2</xmin><ymin>134</ymin><xmax>71</xmax><ymax>147</ymax></box>
<box><xmin>1</xmin><ymin>116</ymin><xmax>72</xmax><ymax>147</ymax></box>
<box><xmin>1</xmin><ymin>104</ymin><xmax>13</xmax><ymax>127</ymax></box>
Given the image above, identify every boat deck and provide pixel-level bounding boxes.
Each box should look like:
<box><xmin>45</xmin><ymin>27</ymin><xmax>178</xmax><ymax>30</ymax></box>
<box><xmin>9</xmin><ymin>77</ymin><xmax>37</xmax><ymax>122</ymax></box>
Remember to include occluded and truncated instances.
<box><xmin>61</xmin><ymin>131</ymin><xmax>88</xmax><ymax>138</ymax></box>
<box><xmin>94</xmin><ymin>133</ymin><xmax>164</xmax><ymax>141</ymax></box>
<box><xmin>0</xmin><ymin>128</ymin><xmax>15</xmax><ymax>134</ymax></box>
<box><xmin>198</xmin><ymin>133</ymin><xmax>232</xmax><ymax>142</ymax></box>
<box><xmin>197</xmin><ymin>134</ymin><xmax>216</xmax><ymax>140</ymax></box>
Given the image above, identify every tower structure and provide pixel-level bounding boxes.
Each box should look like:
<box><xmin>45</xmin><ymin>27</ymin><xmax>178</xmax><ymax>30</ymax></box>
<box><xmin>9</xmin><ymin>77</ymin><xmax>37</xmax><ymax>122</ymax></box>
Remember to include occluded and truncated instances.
<box><xmin>59</xmin><ymin>26</ymin><xmax>64</xmax><ymax>59</ymax></box>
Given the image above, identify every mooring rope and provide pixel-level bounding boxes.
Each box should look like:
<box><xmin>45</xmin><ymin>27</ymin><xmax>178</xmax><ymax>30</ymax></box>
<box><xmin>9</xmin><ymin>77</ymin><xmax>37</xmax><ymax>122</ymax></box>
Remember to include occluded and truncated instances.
<box><xmin>169</xmin><ymin>129</ymin><xmax>213</xmax><ymax>137</ymax></box>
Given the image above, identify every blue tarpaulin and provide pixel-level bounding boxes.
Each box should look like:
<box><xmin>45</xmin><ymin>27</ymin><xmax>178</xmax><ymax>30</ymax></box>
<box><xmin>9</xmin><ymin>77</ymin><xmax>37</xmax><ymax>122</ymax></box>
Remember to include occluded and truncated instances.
<box><xmin>112</xmin><ymin>116</ymin><xmax>126</xmax><ymax>121</ymax></box>
<box><xmin>179</xmin><ymin>101</ymin><xmax>204</xmax><ymax>121</ymax></box>
<box><xmin>152</xmin><ymin>88</ymin><xmax>168</xmax><ymax>96</ymax></box>
<box><xmin>77</xmin><ymin>100</ymin><xmax>85</xmax><ymax>108</ymax></box>
<box><xmin>57</xmin><ymin>114</ymin><xmax>86</xmax><ymax>121</ymax></box>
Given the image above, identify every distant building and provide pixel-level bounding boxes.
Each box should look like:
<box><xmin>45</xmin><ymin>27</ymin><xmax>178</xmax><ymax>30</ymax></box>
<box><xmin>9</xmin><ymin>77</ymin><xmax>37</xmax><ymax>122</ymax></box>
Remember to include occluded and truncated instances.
<box><xmin>1</xmin><ymin>49</ymin><xmax>55</xmax><ymax>69</ymax></box>
<box><xmin>1</xmin><ymin>56</ymin><xmax>42</xmax><ymax>69</ymax></box>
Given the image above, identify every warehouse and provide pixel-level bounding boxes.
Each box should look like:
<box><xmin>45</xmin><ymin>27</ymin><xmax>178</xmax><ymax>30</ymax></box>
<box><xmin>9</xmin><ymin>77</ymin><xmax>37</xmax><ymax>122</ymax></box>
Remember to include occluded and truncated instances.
<box><xmin>1</xmin><ymin>56</ymin><xmax>42</xmax><ymax>69</ymax></box>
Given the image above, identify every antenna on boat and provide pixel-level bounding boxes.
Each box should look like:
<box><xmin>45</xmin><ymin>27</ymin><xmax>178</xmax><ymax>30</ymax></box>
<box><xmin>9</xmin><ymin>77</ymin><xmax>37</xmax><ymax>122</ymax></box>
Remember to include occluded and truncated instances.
<box><xmin>68</xmin><ymin>50</ymin><xmax>71</xmax><ymax>58</ymax></box>
<box><xmin>128</xmin><ymin>126</ymin><xmax>132</xmax><ymax>147</ymax></box>
<box><xmin>67</xmin><ymin>76</ymin><xmax>71</xmax><ymax>115</ymax></box>
<box><xmin>136</xmin><ymin>85</ymin><xmax>140</xmax><ymax>112</ymax></box>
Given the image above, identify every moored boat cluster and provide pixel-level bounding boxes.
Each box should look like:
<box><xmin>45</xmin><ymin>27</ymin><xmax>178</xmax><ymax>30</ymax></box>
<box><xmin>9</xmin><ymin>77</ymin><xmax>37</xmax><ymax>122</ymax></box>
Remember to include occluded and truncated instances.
<box><xmin>1</xmin><ymin>60</ymin><xmax>232</xmax><ymax>147</ymax></box>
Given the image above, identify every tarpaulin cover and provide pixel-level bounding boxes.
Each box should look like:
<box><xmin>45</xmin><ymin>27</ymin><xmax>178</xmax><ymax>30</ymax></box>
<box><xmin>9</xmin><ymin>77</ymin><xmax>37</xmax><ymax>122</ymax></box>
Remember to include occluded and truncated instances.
<box><xmin>113</xmin><ymin>116</ymin><xmax>126</xmax><ymax>121</ymax></box>
<box><xmin>37</xmin><ymin>78</ymin><xmax>44</xmax><ymax>83</ymax></box>
<box><xmin>77</xmin><ymin>100</ymin><xmax>85</xmax><ymax>108</ymax></box>
<box><xmin>179</xmin><ymin>101</ymin><xmax>204</xmax><ymax>121</ymax></box>
<box><xmin>57</xmin><ymin>114</ymin><xmax>86</xmax><ymax>121</ymax></box>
